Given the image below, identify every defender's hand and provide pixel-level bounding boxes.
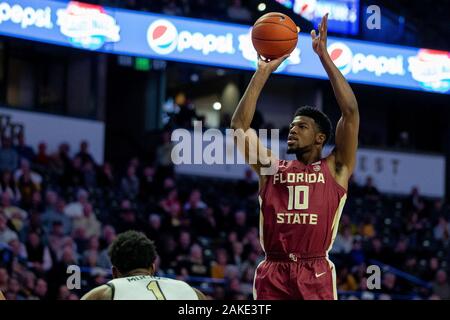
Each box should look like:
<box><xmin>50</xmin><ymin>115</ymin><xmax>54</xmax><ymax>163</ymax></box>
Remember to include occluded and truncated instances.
<box><xmin>311</xmin><ymin>13</ymin><xmax>329</xmax><ymax>58</ymax></box>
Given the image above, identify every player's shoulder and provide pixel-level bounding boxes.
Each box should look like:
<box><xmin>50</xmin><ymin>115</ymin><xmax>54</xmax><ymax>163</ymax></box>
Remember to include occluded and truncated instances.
<box><xmin>81</xmin><ymin>284</ymin><xmax>113</xmax><ymax>300</ymax></box>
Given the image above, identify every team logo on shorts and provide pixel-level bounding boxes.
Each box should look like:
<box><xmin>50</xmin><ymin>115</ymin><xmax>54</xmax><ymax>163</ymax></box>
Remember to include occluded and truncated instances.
<box><xmin>328</xmin><ymin>42</ymin><xmax>353</xmax><ymax>76</ymax></box>
<box><xmin>147</xmin><ymin>19</ymin><xmax>178</xmax><ymax>55</ymax></box>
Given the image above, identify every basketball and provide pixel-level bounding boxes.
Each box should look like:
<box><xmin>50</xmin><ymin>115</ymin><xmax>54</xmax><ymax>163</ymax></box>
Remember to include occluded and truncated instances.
<box><xmin>251</xmin><ymin>12</ymin><xmax>299</xmax><ymax>60</ymax></box>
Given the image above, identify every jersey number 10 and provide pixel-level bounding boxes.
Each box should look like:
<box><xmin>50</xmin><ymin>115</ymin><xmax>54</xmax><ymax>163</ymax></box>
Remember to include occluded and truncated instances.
<box><xmin>287</xmin><ymin>185</ymin><xmax>309</xmax><ymax>210</ymax></box>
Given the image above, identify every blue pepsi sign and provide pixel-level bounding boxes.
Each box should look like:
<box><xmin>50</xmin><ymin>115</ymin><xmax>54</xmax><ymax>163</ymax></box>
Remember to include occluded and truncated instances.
<box><xmin>0</xmin><ymin>0</ymin><xmax>449</xmax><ymax>94</ymax></box>
<box><xmin>275</xmin><ymin>0</ymin><xmax>360</xmax><ymax>35</ymax></box>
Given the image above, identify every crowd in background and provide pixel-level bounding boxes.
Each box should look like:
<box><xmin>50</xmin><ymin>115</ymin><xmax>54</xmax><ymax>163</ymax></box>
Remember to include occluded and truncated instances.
<box><xmin>91</xmin><ymin>0</ymin><xmax>255</xmax><ymax>23</ymax></box>
<box><xmin>0</xmin><ymin>130</ymin><xmax>449</xmax><ymax>300</ymax></box>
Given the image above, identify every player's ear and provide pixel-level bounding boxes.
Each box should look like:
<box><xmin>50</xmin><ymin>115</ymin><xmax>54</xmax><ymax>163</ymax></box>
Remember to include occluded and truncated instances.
<box><xmin>316</xmin><ymin>132</ymin><xmax>326</xmax><ymax>145</ymax></box>
<box><xmin>151</xmin><ymin>263</ymin><xmax>156</xmax><ymax>275</ymax></box>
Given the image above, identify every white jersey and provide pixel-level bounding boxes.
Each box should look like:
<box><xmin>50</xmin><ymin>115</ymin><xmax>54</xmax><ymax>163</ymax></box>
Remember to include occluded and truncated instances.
<box><xmin>107</xmin><ymin>275</ymin><xmax>199</xmax><ymax>300</ymax></box>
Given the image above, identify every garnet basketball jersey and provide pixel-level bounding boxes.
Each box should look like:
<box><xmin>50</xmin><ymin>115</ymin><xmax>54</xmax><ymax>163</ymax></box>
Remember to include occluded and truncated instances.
<box><xmin>259</xmin><ymin>159</ymin><xmax>347</xmax><ymax>256</ymax></box>
<box><xmin>107</xmin><ymin>275</ymin><xmax>198</xmax><ymax>300</ymax></box>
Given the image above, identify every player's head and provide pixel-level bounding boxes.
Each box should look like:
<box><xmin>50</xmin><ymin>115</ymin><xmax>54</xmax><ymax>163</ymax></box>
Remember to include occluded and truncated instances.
<box><xmin>287</xmin><ymin>106</ymin><xmax>332</xmax><ymax>154</ymax></box>
<box><xmin>108</xmin><ymin>230</ymin><xmax>157</xmax><ymax>278</ymax></box>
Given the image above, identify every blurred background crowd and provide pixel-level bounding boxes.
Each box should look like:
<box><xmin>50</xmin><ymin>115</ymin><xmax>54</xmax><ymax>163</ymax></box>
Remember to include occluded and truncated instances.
<box><xmin>0</xmin><ymin>129</ymin><xmax>449</xmax><ymax>300</ymax></box>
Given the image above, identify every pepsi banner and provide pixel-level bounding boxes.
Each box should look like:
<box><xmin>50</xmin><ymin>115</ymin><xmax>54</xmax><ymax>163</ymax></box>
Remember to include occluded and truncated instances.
<box><xmin>275</xmin><ymin>0</ymin><xmax>360</xmax><ymax>35</ymax></box>
<box><xmin>0</xmin><ymin>0</ymin><xmax>449</xmax><ymax>94</ymax></box>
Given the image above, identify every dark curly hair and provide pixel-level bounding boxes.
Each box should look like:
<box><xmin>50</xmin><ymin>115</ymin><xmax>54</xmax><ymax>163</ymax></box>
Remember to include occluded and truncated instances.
<box><xmin>293</xmin><ymin>106</ymin><xmax>333</xmax><ymax>145</ymax></box>
<box><xmin>108</xmin><ymin>231</ymin><xmax>157</xmax><ymax>274</ymax></box>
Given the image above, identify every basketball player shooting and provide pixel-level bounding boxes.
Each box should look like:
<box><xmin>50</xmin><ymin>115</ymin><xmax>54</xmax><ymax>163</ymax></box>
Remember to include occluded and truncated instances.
<box><xmin>82</xmin><ymin>231</ymin><xmax>206</xmax><ymax>300</ymax></box>
<box><xmin>230</xmin><ymin>14</ymin><xmax>359</xmax><ymax>300</ymax></box>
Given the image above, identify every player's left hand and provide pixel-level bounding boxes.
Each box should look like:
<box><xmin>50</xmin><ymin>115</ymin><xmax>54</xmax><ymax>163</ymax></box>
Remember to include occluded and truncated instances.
<box><xmin>311</xmin><ymin>13</ymin><xmax>329</xmax><ymax>58</ymax></box>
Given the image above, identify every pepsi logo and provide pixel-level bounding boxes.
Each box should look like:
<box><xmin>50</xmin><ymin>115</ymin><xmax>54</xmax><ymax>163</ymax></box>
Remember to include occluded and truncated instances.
<box><xmin>294</xmin><ymin>0</ymin><xmax>317</xmax><ymax>20</ymax></box>
<box><xmin>147</xmin><ymin>19</ymin><xmax>178</xmax><ymax>55</ymax></box>
<box><xmin>328</xmin><ymin>42</ymin><xmax>353</xmax><ymax>76</ymax></box>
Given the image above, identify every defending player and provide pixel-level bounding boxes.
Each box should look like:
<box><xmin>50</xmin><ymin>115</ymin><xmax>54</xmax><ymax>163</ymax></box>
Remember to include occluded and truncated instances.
<box><xmin>82</xmin><ymin>231</ymin><xmax>206</xmax><ymax>300</ymax></box>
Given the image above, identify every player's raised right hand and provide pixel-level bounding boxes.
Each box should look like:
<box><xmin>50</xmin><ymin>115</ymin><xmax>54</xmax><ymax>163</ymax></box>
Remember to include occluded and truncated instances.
<box><xmin>257</xmin><ymin>54</ymin><xmax>290</xmax><ymax>74</ymax></box>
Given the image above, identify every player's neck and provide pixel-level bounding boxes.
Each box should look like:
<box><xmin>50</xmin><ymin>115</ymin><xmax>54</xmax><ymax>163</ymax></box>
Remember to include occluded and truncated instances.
<box><xmin>123</xmin><ymin>268</ymin><xmax>153</xmax><ymax>277</ymax></box>
<box><xmin>296</xmin><ymin>149</ymin><xmax>322</xmax><ymax>165</ymax></box>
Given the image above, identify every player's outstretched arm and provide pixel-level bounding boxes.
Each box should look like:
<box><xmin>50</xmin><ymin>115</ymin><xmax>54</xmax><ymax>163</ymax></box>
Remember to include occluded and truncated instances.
<box><xmin>312</xmin><ymin>14</ymin><xmax>359</xmax><ymax>187</ymax></box>
<box><xmin>81</xmin><ymin>285</ymin><xmax>113</xmax><ymax>300</ymax></box>
<box><xmin>230</xmin><ymin>55</ymin><xmax>288</xmax><ymax>177</ymax></box>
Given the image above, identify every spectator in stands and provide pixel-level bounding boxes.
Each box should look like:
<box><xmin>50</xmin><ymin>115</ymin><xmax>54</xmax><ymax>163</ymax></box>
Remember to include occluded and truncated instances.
<box><xmin>175</xmin><ymin>230</ymin><xmax>192</xmax><ymax>262</ymax></box>
<box><xmin>211</xmin><ymin>248</ymin><xmax>229</xmax><ymax>279</ymax></box>
<box><xmin>422</xmin><ymin>257</ymin><xmax>441</xmax><ymax>282</ymax></box>
<box><xmin>0</xmin><ymin>268</ymin><xmax>8</xmax><ymax>293</ymax></box>
<box><xmin>82</xmin><ymin>236</ymin><xmax>101</xmax><ymax>268</ymax></box>
<box><xmin>6</xmin><ymin>277</ymin><xmax>24</xmax><ymax>300</ymax></box>
<box><xmin>193</xmin><ymin>206</ymin><xmax>218</xmax><ymax>238</ymax></box>
<box><xmin>114</xmin><ymin>199</ymin><xmax>143</xmax><ymax>233</ymax></box>
<box><xmin>231</xmin><ymin>210</ymin><xmax>248</xmax><ymax>240</ymax></box>
<box><xmin>0</xmin><ymin>136</ymin><xmax>19</xmax><ymax>173</ymax></box>
<box><xmin>97</xmin><ymin>225</ymin><xmax>115</xmax><ymax>269</ymax></box>
<box><xmin>29</xmin><ymin>191</ymin><xmax>45</xmax><ymax>214</ymax></box>
<box><xmin>1</xmin><ymin>192</ymin><xmax>27</xmax><ymax>224</ymax></box>
<box><xmin>21</xmin><ymin>271</ymin><xmax>36</xmax><ymax>299</ymax></box>
<box><xmin>62</xmin><ymin>156</ymin><xmax>84</xmax><ymax>189</ymax></box>
<box><xmin>240</xmin><ymin>266</ymin><xmax>255</xmax><ymax>298</ymax></box>
<box><xmin>0</xmin><ymin>212</ymin><xmax>18</xmax><ymax>244</ymax></box>
<box><xmin>226</xmin><ymin>0</ymin><xmax>251</xmax><ymax>22</ymax></box>
<box><xmin>433</xmin><ymin>217</ymin><xmax>450</xmax><ymax>242</ymax></box>
<box><xmin>97</xmin><ymin>162</ymin><xmax>115</xmax><ymax>190</ymax></box>
<box><xmin>160</xmin><ymin>188</ymin><xmax>181</xmax><ymax>218</ymax></box>
<box><xmin>50</xmin><ymin>143</ymin><xmax>71</xmax><ymax>179</ymax></box>
<box><xmin>25</xmin><ymin>231</ymin><xmax>52</xmax><ymax>274</ymax></box>
<box><xmin>432</xmin><ymin>270</ymin><xmax>450</xmax><ymax>300</ymax></box>
<box><xmin>332</xmin><ymin>226</ymin><xmax>354</xmax><ymax>254</ymax></box>
<box><xmin>360</xmin><ymin>216</ymin><xmax>376</xmax><ymax>239</ymax></box>
<box><xmin>33</xmin><ymin>278</ymin><xmax>48</xmax><ymax>300</ymax></box>
<box><xmin>382</xmin><ymin>272</ymin><xmax>401</xmax><ymax>295</ymax></box>
<box><xmin>64</xmin><ymin>189</ymin><xmax>90</xmax><ymax>219</ymax></box>
<box><xmin>75</xmin><ymin>140</ymin><xmax>95</xmax><ymax>166</ymax></box>
<box><xmin>41</xmin><ymin>192</ymin><xmax>72</xmax><ymax>236</ymax></box>
<box><xmin>14</xmin><ymin>159</ymin><xmax>42</xmax><ymax>187</ymax></box>
<box><xmin>365</xmin><ymin>237</ymin><xmax>385</xmax><ymax>262</ymax></box>
<box><xmin>139</xmin><ymin>165</ymin><xmax>156</xmax><ymax>202</ymax></box>
<box><xmin>0</xmin><ymin>170</ymin><xmax>21</xmax><ymax>203</ymax></box>
<box><xmin>145</xmin><ymin>214</ymin><xmax>163</xmax><ymax>248</ymax></box>
<box><xmin>16</xmin><ymin>172</ymin><xmax>40</xmax><ymax>211</ymax></box>
<box><xmin>35</xmin><ymin>142</ymin><xmax>51</xmax><ymax>167</ymax></box>
<box><xmin>361</xmin><ymin>176</ymin><xmax>380</xmax><ymax>200</ymax></box>
<box><xmin>72</xmin><ymin>203</ymin><xmax>101</xmax><ymax>238</ymax></box>
<box><xmin>178</xmin><ymin>243</ymin><xmax>210</xmax><ymax>278</ymax></box>
<box><xmin>337</xmin><ymin>266</ymin><xmax>358</xmax><ymax>291</ymax></box>
<box><xmin>184</xmin><ymin>189</ymin><xmax>207</xmax><ymax>212</ymax></box>
<box><xmin>120</xmin><ymin>164</ymin><xmax>140</xmax><ymax>200</ymax></box>
<box><xmin>14</xmin><ymin>133</ymin><xmax>35</xmax><ymax>163</ymax></box>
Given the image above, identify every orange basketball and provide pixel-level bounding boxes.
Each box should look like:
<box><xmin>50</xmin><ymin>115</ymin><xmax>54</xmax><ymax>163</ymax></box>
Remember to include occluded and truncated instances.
<box><xmin>251</xmin><ymin>12</ymin><xmax>298</xmax><ymax>60</ymax></box>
